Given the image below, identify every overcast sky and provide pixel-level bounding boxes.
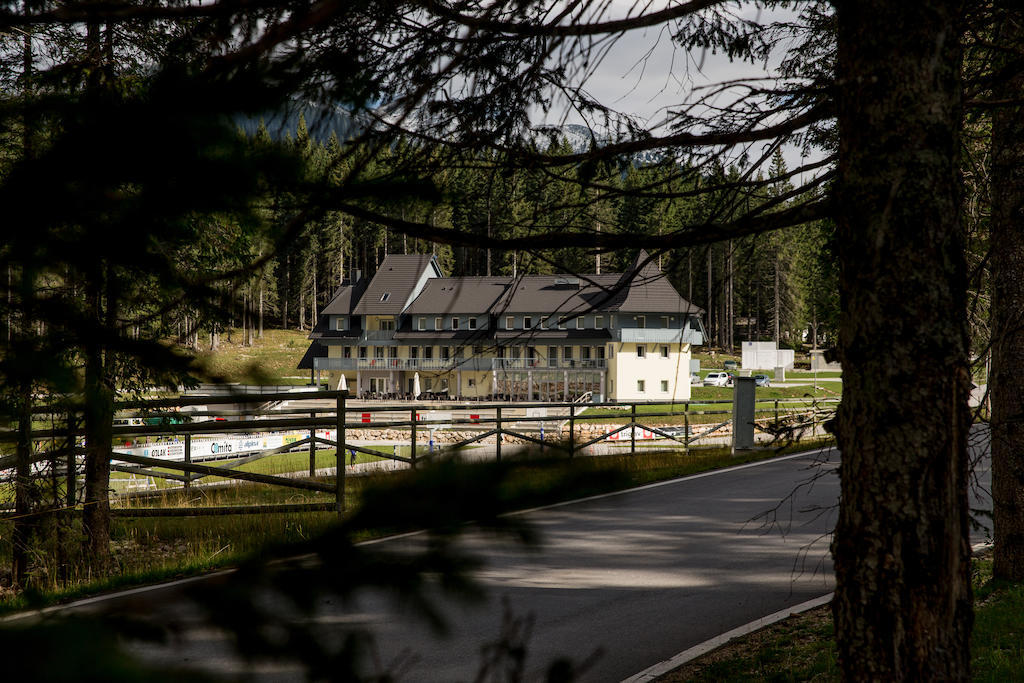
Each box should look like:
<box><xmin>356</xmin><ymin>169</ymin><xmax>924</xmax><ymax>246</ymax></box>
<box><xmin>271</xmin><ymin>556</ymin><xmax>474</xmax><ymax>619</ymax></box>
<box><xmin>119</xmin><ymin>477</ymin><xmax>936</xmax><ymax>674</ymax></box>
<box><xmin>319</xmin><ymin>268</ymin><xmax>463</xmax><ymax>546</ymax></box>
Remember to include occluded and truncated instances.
<box><xmin>532</xmin><ymin>1</ymin><xmax>813</xmax><ymax>171</ymax></box>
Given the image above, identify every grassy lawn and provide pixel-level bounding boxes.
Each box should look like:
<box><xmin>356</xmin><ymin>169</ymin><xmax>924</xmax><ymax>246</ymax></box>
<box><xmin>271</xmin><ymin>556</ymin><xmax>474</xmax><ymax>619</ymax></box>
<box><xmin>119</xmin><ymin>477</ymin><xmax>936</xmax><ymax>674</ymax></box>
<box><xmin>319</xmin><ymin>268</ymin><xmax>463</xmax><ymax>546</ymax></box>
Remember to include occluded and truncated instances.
<box><xmin>192</xmin><ymin>327</ymin><xmax>313</xmax><ymax>385</ymax></box>
<box><xmin>656</xmin><ymin>553</ymin><xmax>1021</xmax><ymax>682</ymax></box>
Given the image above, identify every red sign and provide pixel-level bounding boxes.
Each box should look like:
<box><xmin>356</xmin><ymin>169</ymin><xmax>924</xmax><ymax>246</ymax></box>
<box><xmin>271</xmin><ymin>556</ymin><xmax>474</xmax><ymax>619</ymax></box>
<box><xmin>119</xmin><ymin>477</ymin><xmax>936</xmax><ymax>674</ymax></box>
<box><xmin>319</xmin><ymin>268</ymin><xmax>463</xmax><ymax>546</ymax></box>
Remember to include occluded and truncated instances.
<box><xmin>361</xmin><ymin>413</ymin><xmax>371</xmax><ymax>423</ymax></box>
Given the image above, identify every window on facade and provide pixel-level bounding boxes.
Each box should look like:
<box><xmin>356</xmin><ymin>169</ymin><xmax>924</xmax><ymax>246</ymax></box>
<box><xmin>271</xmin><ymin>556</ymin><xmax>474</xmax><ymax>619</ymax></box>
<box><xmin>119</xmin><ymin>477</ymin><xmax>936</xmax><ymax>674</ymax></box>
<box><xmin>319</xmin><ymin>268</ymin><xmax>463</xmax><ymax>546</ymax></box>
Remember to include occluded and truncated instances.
<box><xmin>411</xmin><ymin>346</ymin><xmax>419</xmax><ymax>359</ymax></box>
<box><xmin>418</xmin><ymin>317</ymin><xmax>426</xmax><ymax>331</ymax></box>
<box><xmin>637</xmin><ymin>345</ymin><xmax>646</xmax><ymax>358</ymax></box>
<box><xmin>442</xmin><ymin>346</ymin><xmax>451</xmax><ymax>361</ymax></box>
<box><xmin>606</xmin><ymin>344</ymin><xmax>613</xmax><ymax>359</ymax></box>
<box><xmin>343</xmin><ymin>346</ymin><xmax>352</xmax><ymax>358</ymax></box>
<box><xmin>425</xmin><ymin>378</ymin><xmax>433</xmax><ymax>391</ymax></box>
<box><xmin>547</xmin><ymin>346</ymin><xmax>558</xmax><ymax>367</ymax></box>
<box><xmin>389</xmin><ymin>347</ymin><xmax>398</xmax><ymax>359</ymax></box>
<box><xmin>335</xmin><ymin>317</ymin><xmax>346</xmax><ymax>331</ymax></box>
<box><xmin>661</xmin><ymin>380</ymin><xmax>669</xmax><ymax>392</ymax></box>
<box><xmin>358</xmin><ymin>346</ymin><xmax>367</xmax><ymax>359</ymax></box>
<box><xmin>468</xmin><ymin>378</ymin><xmax>476</xmax><ymax>387</ymax></box>
<box><xmin>582</xmin><ymin>346</ymin><xmax>591</xmax><ymax>360</ymax></box>
<box><xmin>380</xmin><ymin>319</ymin><xmax>395</xmax><ymax>331</ymax></box>
<box><xmin>661</xmin><ymin>345</ymin><xmax>669</xmax><ymax>358</ymax></box>
<box><xmin>473</xmin><ymin>344</ymin><xmax>484</xmax><ymax>355</ymax></box>
<box><xmin>610</xmin><ymin>315</ymin><xmax>616</xmax><ymax>329</ymax></box>
<box><xmin>540</xmin><ymin>316</ymin><xmax>548</xmax><ymax>329</ymax></box>
<box><xmin>563</xmin><ymin>346</ymin><xmax>573</xmax><ymax>361</ymax></box>
<box><xmin>637</xmin><ymin>315</ymin><xmax>646</xmax><ymax>329</ymax></box>
<box><xmin>375</xmin><ymin>347</ymin><xmax>385</xmax><ymax>359</ymax></box>
<box><xmin>576</xmin><ymin>317</ymin><xmax>584</xmax><ymax>330</ymax></box>
<box><xmin>595</xmin><ymin>315</ymin><xmax>604</xmax><ymax>328</ymax></box>
<box><xmin>434</xmin><ymin>317</ymin><xmax>442</xmax><ymax>331</ymax></box>
<box><xmin>557</xmin><ymin>317</ymin><xmax>566</xmax><ymax>330</ymax></box>
<box><xmin>662</xmin><ymin>316</ymin><xmax>671</xmax><ymax>328</ymax></box>
<box><xmin>506</xmin><ymin>316</ymin><xmax>514</xmax><ymax>330</ymax></box>
<box><xmin>452</xmin><ymin>317</ymin><xmax>460</xmax><ymax>330</ymax></box>
<box><xmin>524</xmin><ymin>316</ymin><xmax>533</xmax><ymax>328</ymax></box>
<box><xmin>424</xmin><ymin>346</ymin><xmax>434</xmax><ymax>360</ymax></box>
<box><xmin>469</xmin><ymin>317</ymin><xmax>477</xmax><ymax>330</ymax></box>
<box><xmin>637</xmin><ymin>379</ymin><xmax>646</xmax><ymax>392</ymax></box>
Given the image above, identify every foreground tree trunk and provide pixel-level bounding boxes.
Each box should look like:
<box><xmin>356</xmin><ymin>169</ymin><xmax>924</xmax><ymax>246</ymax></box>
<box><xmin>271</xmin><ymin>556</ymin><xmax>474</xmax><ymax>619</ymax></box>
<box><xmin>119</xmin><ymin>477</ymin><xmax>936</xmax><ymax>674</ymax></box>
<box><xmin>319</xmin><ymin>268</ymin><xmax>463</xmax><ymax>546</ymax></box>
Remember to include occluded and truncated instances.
<box><xmin>832</xmin><ymin>0</ymin><xmax>972</xmax><ymax>679</ymax></box>
<box><xmin>991</xmin><ymin>1</ymin><xmax>1024</xmax><ymax>582</ymax></box>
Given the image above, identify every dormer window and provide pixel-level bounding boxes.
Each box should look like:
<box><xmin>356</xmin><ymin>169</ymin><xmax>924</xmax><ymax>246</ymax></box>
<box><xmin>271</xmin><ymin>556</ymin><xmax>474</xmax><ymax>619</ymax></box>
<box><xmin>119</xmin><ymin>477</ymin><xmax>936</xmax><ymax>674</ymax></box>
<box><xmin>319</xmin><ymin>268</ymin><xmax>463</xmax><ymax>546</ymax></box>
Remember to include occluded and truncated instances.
<box><xmin>576</xmin><ymin>317</ymin><xmax>584</xmax><ymax>330</ymax></box>
<box><xmin>452</xmin><ymin>317</ymin><xmax>460</xmax><ymax>330</ymax></box>
<box><xmin>335</xmin><ymin>317</ymin><xmax>347</xmax><ymax>331</ymax></box>
<box><xmin>468</xmin><ymin>317</ymin><xmax>477</xmax><ymax>330</ymax></box>
<box><xmin>524</xmin><ymin>316</ymin><xmax>533</xmax><ymax>329</ymax></box>
<box><xmin>595</xmin><ymin>315</ymin><xmax>604</xmax><ymax>328</ymax></box>
<box><xmin>418</xmin><ymin>317</ymin><xmax>426</xmax><ymax>331</ymax></box>
<box><xmin>434</xmin><ymin>317</ymin><xmax>442</xmax><ymax>331</ymax></box>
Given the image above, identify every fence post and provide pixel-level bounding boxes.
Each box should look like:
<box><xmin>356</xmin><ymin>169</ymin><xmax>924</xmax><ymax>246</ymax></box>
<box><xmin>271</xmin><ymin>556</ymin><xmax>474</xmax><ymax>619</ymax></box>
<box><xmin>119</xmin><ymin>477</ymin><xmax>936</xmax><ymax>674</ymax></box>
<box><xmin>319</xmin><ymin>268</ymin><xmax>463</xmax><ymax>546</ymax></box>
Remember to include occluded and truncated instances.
<box><xmin>495</xmin><ymin>406</ymin><xmax>502</xmax><ymax>462</ymax></box>
<box><xmin>568</xmin><ymin>404</ymin><xmax>575</xmax><ymax>458</ymax></box>
<box><xmin>336</xmin><ymin>392</ymin><xmax>346</xmax><ymax>514</ymax></box>
<box><xmin>684</xmin><ymin>403</ymin><xmax>690</xmax><ymax>456</ymax></box>
<box><xmin>184</xmin><ymin>434</ymin><xmax>192</xmax><ymax>495</ymax></box>
<box><xmin>410</xmin><ymin>408</ymin><xmax>418</xmax><ymax>469</ymax></box>
<box><xmin>309</xmin><ymin>411</ymin><xmax>316</xmax><ymax>477</ymax></box>
<box><xmin>630</xmin><ymin>403</ymin><xmax>636</xmax><ymax>455</ymax></box>
<box><xmin>774</xmin><ymin>399</ymin><xmax>779</xmax><ymax>432</ymax></box>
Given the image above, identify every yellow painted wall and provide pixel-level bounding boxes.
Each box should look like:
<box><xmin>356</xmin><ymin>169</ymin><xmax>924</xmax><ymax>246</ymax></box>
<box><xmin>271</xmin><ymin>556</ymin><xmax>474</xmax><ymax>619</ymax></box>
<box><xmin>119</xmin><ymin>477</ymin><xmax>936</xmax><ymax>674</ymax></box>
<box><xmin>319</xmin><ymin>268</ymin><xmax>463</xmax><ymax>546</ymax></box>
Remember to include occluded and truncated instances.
<box><xmin>609</xmin><ymin>342</ymin><xmax>692</xmax><ymax>402</ymax></box>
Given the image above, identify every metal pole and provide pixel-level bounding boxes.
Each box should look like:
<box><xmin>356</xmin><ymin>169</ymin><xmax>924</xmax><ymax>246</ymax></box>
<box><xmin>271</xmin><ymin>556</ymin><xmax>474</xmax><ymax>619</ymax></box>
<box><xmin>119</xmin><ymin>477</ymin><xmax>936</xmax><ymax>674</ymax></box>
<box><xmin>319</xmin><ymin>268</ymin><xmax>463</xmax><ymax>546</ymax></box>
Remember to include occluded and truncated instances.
<box><xmin>410</xmin><ymin>408</ymin><xmax>418</xmax><ymax>469</ymax></box>
<box><xmin>336</xmin><ymin>392</ymin><xmax>346</xmax><ymax>514</ymax></box>
<box><xmin>495</xmin><ymin>406</ymin><xmax>502</xmax><ymax>462</ymax></box>
<box><xmin>184</xmin><ymin>434</ymin><xmax>192</xmax><ymax>495</ymax></box>
<box><xmin>774</xmin><ymin>399</ymin><xmax>779</xmax><ymax>432</ymax></box>
<box><xmin>309</xmin><ymin>411</ymin><xmax>316</xmax><ymax>477</ymax></box>
<box><xmin>569</xmin><ymin>405</ymin><xmax>575</xmax><ymax>457</ymax></box>
<box><xmin>630</xmin><ymin>403</ymin><xmax>637</xmax><ymax>455</ymax></box>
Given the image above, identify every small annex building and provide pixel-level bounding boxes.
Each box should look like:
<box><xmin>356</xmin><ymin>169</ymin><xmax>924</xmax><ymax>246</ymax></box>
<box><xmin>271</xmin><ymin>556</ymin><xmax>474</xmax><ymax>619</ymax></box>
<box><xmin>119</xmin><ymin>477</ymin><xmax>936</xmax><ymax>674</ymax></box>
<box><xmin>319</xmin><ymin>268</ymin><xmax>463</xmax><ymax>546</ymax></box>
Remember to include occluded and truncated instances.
<box><xmin>299</xmin><ymin>251</ymin><xmax>704</xmax><ymax>402</ymax></box>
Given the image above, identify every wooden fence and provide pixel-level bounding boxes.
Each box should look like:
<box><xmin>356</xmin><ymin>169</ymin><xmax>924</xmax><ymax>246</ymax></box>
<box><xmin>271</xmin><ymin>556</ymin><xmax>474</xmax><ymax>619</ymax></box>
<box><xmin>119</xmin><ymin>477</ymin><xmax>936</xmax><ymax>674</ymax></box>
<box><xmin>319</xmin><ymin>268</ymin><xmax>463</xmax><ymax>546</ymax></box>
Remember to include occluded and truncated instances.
<box><xmin>0</xmin><ymin>390</ymin><xmax>839</xmax><ymax>519</ymax></box>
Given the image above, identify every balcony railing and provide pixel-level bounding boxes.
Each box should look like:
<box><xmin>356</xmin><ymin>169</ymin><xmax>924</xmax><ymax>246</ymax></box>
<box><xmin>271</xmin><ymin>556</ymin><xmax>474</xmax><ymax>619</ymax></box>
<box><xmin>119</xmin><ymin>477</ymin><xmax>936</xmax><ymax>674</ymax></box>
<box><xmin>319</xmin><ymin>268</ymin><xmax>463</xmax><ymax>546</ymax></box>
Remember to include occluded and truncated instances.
<box><xmin>313</xmin><ymin>357</ymin><xmax>608</xmax><ymax>372</ymax></box>
<box><xmin>360</xmin><ymin>330</ymin><xmax>397</xmax><ymax>342</ymax></box>
<box><xmin>615</xmin><ymin>327</ymin><xmax>703</xmax><ymax>345</ymax></box>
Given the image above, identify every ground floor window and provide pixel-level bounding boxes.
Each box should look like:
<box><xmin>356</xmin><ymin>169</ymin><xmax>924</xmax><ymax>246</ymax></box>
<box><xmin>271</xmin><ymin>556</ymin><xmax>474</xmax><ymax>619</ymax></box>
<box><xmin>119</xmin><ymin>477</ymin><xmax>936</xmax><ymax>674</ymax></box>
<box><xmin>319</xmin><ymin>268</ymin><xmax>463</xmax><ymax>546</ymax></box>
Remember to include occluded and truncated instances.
<box><xmin>637</xmin><ymin>379</ymin><xmax>645</xmax><ymax>392</ymax></box>
<box><xmin>661</xmin><ymin>380</ymin><xmax>669</xmax><ymax>392</ymax></box>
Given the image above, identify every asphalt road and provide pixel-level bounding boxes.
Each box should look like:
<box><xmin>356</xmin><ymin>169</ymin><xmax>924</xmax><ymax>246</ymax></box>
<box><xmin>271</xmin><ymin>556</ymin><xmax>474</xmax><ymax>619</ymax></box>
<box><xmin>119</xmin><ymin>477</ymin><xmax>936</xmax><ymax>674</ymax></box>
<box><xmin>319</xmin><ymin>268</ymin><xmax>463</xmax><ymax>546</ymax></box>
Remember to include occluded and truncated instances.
<box><xmin>81</xmin><ymin>437</ymin><xmax>993</xmax><ymax>681</ymax></box>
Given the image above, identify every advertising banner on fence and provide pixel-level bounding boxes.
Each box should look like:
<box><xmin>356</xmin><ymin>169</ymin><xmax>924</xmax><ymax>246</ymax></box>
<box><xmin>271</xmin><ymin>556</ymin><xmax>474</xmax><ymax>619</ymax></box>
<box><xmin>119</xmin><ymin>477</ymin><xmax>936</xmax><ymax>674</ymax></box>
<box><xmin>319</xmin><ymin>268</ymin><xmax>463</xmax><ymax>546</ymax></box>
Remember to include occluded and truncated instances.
<box><xmin>605</xmin><ymin>426</ymin><xmax>657</xmax><ymax>441</ymax></box>
<box><xmin>113</xmin><ymin>430</ymin><xmax>336</xmax><ymax>462</ymax></box>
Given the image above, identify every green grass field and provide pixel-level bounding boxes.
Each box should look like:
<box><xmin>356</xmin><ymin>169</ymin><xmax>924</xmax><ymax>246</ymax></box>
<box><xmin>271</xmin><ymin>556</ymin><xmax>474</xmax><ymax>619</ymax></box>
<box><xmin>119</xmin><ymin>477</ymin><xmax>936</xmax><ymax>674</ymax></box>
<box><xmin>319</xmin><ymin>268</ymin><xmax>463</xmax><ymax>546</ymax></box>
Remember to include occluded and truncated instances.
<box><xmin>193</xmin><ymin>327</ymin><xmax>314</xmax><ymax>385</ymax></box>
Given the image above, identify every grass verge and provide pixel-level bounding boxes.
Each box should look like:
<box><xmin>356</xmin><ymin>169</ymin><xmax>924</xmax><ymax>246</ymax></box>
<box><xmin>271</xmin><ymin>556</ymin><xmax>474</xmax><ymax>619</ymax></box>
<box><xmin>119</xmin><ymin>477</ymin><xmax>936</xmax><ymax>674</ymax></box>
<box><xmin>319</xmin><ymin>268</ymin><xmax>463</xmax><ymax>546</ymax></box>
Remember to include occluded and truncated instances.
<box><xmin>655</xmin><ymin>551</ymin><xmax>1020</xmax><ymax>682</ymax></box>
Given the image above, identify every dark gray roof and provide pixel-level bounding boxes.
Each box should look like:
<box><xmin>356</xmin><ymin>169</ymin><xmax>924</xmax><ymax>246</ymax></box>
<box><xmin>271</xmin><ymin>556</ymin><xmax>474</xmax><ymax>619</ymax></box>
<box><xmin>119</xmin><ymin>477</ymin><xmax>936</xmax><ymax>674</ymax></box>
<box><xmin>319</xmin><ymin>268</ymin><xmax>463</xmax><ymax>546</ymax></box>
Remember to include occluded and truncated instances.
<box><xmin>603</xmin><ymin>251</ymin><xmax>703</xmax><ymax>314</ymax></box>
<box><xmin>296</xmin><ymin>341</ymin><xmax>326</xmax><ymax>370</ymax></box>
<box><xmin>405</xmin><ymin>277</ymin><xmax>512</xmax><ymax>315</ymax></box>
<box><xmin>352</xmin><ymin>254</ymin><xmax>438</xmax><ymax>315</ymax></box>
<box><xmin>492</xmin><ymin>274</ymin><xmax>623</xmax><ymax>314</ymax></box>
<box><xmin>321</xmin><ymin>278</ymin><xmax>367</xmax><ymax>316</ymax></box>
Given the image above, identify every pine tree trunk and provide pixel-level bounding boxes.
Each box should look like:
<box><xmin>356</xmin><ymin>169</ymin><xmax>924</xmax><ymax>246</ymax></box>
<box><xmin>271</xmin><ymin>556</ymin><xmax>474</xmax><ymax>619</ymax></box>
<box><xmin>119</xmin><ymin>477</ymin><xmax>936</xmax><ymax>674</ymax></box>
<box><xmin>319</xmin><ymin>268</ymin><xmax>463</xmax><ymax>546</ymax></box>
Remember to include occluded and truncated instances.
<box><xmin>284</xmin><ymin>253</ymin><xmax>290</xmax><ymax>329</ymax></box>
<box><xmin>299</xmin><ymin>285</ymin><xmax>305</xmax><ymax>331</ymax></box>
<box><xmin>990</xmin><ymin>0</ymin><xmax>1024</xmax><ymax>583</ymax></box>
<box><xmin>82</xmin><ymin>276</ymin><xmax>113</xmax><ymax>572</ymax></box>
<box><xmin>259</xmin><ymin>282</ymin><xmax>264</xmax><ymax>339</ymax></box>
<box><xmin>312</xmin><ymin>253</ymin><xmax>318</xmax><ymax>327</ymax></box>
<box><xmin>832</xmin><ymin>1</ymin><xmax>972</xmax><ymax>679</ymax></box>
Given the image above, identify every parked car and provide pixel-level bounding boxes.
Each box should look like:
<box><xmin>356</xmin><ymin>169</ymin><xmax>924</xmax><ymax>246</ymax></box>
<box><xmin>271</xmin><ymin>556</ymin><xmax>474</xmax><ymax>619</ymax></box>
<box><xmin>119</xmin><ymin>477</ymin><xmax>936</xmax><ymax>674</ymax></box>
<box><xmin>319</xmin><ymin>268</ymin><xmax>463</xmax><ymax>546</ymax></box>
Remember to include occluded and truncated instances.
<box><xmin>690</xmin><ymin>372</ymin><xmax>702</xmax><ymax>385</ymax></box>
<box><xmin>703</xmin><ymin>372</ymin><xmax>731</xmax><ymax>387</ymax></box>
<box><xmin>753</xmin><ymin>374</ymin><xmax>771</xmax><ymax>387</ymax></box>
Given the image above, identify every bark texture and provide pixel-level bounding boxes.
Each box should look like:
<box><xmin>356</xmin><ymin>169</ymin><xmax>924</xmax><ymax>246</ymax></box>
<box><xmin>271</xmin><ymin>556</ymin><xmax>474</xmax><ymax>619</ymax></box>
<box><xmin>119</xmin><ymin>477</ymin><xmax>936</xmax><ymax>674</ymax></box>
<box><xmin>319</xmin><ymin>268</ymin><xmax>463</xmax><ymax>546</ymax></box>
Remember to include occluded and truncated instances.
<box><xmin>832</xmin><ymin>0</ymin><xmax>972</xmax><ymax>679</ymax></box>
<box><xmin>991</xmin><ymin>1</ymin><xmax>1024</xmax><ymax>582</ymax></box>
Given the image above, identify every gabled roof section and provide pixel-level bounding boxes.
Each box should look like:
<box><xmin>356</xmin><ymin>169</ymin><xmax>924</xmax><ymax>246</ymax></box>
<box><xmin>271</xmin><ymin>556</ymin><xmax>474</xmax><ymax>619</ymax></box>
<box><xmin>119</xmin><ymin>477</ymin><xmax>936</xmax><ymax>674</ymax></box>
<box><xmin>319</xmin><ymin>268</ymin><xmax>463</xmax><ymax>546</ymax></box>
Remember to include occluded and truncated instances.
<box><xmin>296</xmin><ymin>341</ymin><xmax>326</xmax><ymax>370</ymax></box>
<box><xmin>603</xmin><ymin>250</ymin><xmax>704</xmax><ymax>314</ymax></box>
<box><xmin>352</xmin><ymin>254</ymin><xmax>440</xmax><ymax>315</ymax></box>
<box><xmin>405</xmin><ymin>277</ymin><xmax>512</xmax><ymax>315</ymax></box>
<box><xmin>321</xmin><ymin>277</ymin><xmax>367</xmax><ymax>316</ymax></box>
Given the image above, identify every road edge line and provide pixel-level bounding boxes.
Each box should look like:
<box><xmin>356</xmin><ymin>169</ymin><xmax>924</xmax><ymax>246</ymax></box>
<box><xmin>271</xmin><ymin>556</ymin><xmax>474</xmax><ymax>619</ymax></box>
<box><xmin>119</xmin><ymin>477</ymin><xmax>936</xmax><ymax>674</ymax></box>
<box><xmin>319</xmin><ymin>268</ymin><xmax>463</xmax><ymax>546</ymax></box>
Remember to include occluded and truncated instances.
<box><xmin>620</xmin><ymin>592</ymin><xmax>834</xmax><ymax>683</ymax></box>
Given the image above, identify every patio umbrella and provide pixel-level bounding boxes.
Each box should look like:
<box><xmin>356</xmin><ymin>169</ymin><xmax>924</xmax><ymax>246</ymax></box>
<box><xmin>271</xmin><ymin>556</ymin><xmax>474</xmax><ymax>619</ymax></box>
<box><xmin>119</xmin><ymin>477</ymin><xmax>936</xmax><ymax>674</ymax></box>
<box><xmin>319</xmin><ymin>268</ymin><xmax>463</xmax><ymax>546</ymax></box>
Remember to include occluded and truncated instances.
<box><xmin>413</xmin><ymin>372</ymin><xmax>421</xmax><ymax>399</ymax></box>
<box><xmin>338</xmin><ymin>374</ymin><xmax>348</xmax><ymax>392</ymax></box>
